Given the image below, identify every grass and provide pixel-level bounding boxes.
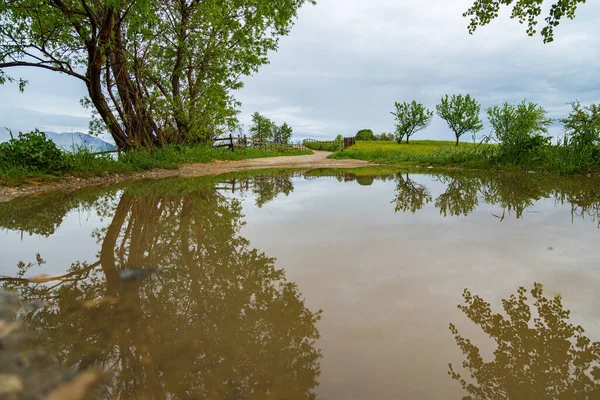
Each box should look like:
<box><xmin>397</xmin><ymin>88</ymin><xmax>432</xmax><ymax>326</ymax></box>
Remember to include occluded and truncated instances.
<box><xmin>330</xmin><ymin>140</ymin><xmax>485</xmax><ymax>166</ymax></box>
<box><xmin>330</xmin><ymin>139</ymin><xmax>600</xmax><ymax>175</ymax></box>
<box><xmin>0</xmin><ymin>145</ymin><xmax>312</xmax><ymax>186</ymax></box>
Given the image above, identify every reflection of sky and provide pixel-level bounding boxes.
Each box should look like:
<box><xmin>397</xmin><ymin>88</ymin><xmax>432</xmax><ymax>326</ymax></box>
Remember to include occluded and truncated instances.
<box><xmin>1</xmin><ymin>174</ymin><xmax>600</xmax><ymax>399</ymax></box>
<box><xmin>234</xmin><ymin>174</ymin><xmax>600</xmax><ymax>400</ymax></box>
<box><xmin>0</xmin><ymin>209</ymin><xmax>105</xmax><ymax>277</ymax></box>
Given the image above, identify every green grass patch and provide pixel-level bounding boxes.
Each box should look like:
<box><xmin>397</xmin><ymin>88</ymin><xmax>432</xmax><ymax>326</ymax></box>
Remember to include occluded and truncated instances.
<box><xmin>0</xmin><ymin>144</ymin><xmax>312</xmax><ymax>186</ymax></box>
<box><xmin>330</xmin><ymin>139</ymin><xmax>600</xmax><ymax>175</ymax></box>
<box><xmin>331</xmin><ymin>140</ymin><xmax>484</xmax><ymax>166</ymax></box>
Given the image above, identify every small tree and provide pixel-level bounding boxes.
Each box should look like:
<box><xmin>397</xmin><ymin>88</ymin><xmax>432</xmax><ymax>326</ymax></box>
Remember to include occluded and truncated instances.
<box><xmin>355</xmin><ymin>129</ymin><xmax>375</xmax><ymax>141</ymax></box>
<box><xmin>561</xmin><ymin>101</ymin><xmax>600</xmax><ymax>148</ymax></box>
<box><xmin>249</xmin><ymin>112</ymin><xmax>275</xmax><ymax>143</ymax></box>
<box><xmin>391</xmin><ymin>101</ymin><xmax>434</xmax><ymax>144</ymax></box>
<box><xmin>274</xmin><ymin>123</ymin><xmax>293</xmax><ymax>144</ymax></box>
<box><xmin>487</xmin><ymin>100</ymin><xmax>552</xmax><ymax>162</ymax></box>
<box><xmin>436</xmin><ymin>94</ymin><xmax>483</xmax><ymax>145</ymax></box>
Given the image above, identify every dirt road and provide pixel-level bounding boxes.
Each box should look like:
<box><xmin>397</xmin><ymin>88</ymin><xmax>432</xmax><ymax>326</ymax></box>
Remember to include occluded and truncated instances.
<box><xmin>0</xmin><ymin>151</ymin><xmax>374</xmax><ymax>202</ymax></box>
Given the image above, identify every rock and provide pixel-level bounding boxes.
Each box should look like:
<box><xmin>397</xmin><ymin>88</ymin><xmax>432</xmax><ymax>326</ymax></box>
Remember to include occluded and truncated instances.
<box><xmin>118</xmin><ymin>267</ymin><xmax>158</xmax><ymax>281</ymax></box>
<box><xmin>1</xmin><ymin>289</ymin><xmax>103</xmax><ymax>399</ymax></box>
<box><xmin>0</xmin><ymin>374</ymin><xmax>23</xmax><ymax>395</ymax></box>
<box><xmin>45</xmin><ymin>370</ymin><xmax>102</xmax><ymax>400</ymax></box>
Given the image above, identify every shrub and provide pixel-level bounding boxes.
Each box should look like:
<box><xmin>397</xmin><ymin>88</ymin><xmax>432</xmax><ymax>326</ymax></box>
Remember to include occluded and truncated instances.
<box><xmin>562</xmin><ymin>101</ymin><xmax>600</xmax><ymax>148</ymax></box>
<box><xmin>377</xmin><ymin>132</ymin><xmax>395</xmax><ymax>141</ymax></box>
<box><xmin>436</xmin><ymin>94</ymin><xmax>483</xmax><ymax>145</ymax></box>
<box><xmin>487</xmin><ymin>100</ymin><xmax>552</xmax><ymax>164</ymax></box>
<box><xmin>0</xmin><ymin>130</ymin><xmax>72</xmax><ymax>174</ymax></box>
<box><xmin>355</xmin><ymin>129</ymin><xmax>375</xmax><ymax>141</ymax></box>
<box><xmin>391</xmin><ymin>101</ymin><xmax>434</xmax><ymax>144</ymax></box>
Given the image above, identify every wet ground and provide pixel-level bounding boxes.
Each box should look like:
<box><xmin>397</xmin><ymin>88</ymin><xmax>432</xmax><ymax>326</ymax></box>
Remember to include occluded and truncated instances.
<box><xmin>1</xmin><ymin>168</ymin><xmax>599</xmax><ymax>399</ymax></box>
<box><xmin>0</xmin><ymin>151</ymin><xmax>373</xmax><ymax>203</ymax></box>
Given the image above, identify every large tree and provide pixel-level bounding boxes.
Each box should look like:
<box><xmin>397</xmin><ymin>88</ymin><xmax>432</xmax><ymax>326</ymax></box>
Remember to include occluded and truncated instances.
<box><xmin>0</xmin><ymin>0</ymin><xmax>314</xmax><ymax>149</ymax></box>
<box><xmin>464</xmin><ymin>0</ymin><xmax>588</xmax><ymax>43</ymax></box>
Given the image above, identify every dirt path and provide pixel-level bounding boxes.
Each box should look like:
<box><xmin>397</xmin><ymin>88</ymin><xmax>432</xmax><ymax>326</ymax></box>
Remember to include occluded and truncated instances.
<box><xmin>0</xmin><ymin>151</ymin><xmax>374</xmax><ymax>202</ymax></box>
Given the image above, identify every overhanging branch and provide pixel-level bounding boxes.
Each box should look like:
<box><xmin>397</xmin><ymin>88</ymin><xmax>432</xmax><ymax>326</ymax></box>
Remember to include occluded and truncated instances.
<box><xmin>0</xmin><ymin>61</ymin><xmax>89</xmax><ymax>82</ymax></box>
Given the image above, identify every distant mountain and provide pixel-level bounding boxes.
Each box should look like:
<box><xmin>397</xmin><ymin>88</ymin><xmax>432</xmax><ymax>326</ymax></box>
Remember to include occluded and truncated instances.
<box><xmin>0</xmin><ymin>130</ymin><xmax>117</xmax><ymax>152</ymax></box>
<box><xmin>44</xmin><ymin>131</ymin><xmax>117</xmax><ymax>152</ymax></box>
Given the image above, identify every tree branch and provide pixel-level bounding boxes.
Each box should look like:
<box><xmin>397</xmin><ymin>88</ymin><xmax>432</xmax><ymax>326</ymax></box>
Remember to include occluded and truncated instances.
<box><xmin>0</xmin><ymin>61</ymin><xmax>89</xmax><ymax>82</ymax></box>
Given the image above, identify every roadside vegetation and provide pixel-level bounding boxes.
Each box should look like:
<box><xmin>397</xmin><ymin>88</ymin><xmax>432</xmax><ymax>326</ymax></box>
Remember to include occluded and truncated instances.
<box><xmin>0</xmin><ymin>130</ymin><xmax>310</xmax><ymax>185</ymax></box>
<box><xmin>325</xmin><ymin>96</ymin><xmax>600</xmax><ymax>175</ymax></box>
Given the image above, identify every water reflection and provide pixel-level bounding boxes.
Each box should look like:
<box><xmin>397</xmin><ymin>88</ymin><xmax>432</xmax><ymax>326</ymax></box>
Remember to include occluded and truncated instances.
<box><xmin>2</xmin><ymin>176</ymin><xmax>321</xmax><ymax>399</ymax></box>
<box><xmin>2</xmin><ymin>169</ymin><xmax>600</xmax><ymax>399</ymax></box>
<box><xmin>392</xmin><ymin>173</ymin><xmax>432</xmax><ymax>213</ymax></box>
<box><xmin>434</xmin><ymin>175</ymin><xmax>480</xmax><ymax>217</ymax></box>
<box><xmin>390</xmin><ymin>171</ymin><xmax>600</xmax><ymax>226</ymax></box>
<box><xmin>449</xmin><ymin>284</ymin><xmax>600</xmax><ymax>399</ymax></box>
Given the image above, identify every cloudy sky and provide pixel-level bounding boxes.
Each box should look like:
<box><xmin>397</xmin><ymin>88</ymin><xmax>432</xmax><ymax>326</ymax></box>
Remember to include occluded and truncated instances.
<box><xmin>1</xmin><ymin>0</ymin><xmax>599</xmax><ymax>143</ymax></box>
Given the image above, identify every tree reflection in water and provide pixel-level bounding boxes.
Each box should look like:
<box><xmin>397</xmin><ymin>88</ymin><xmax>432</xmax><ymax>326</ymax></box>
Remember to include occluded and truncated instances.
<box><xmin>387</xmin><ymin>170</ymin><xmax>600</xmax><ymax>227</ymax></box>
<box><xmin>435</xmin><ymin>175</ymin><xmax>481</xmax><ymax>217</ymax></box>
<box><xmin>2</xmin><ymin>176</ymin><xmax>322</xmax><ymax>400</ymax></box>
<box><xmin>392</xmin><ymin>173</ymin><xmax>432</xmax><ymax>213</ymax></box>
<box><xmin>449</xmin><ymin>284</ymin><xmax>600</xmax><ymax>399</ymax></box>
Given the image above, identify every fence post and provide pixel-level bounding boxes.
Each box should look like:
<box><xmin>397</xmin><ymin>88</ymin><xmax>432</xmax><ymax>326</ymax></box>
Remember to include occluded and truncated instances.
<box><xmin>229</xmin><ymin>134</ymin><xmax>234</xmax><ymax>152</ymax></box>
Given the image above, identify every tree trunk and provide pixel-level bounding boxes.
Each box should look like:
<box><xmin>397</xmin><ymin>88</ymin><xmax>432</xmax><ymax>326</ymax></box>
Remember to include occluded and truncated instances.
<box><xmin>110</xmin><ymin>22</ymin><xmax>157</xmax><ymax>149</ymax></box>
<box><xmin>456</xmin><ymin>135</ymin><xmax>459</xmax><ymax>146</ymax></box>
<box><xmin>85</xmin><ymin>8</ymin><xmax>130</xmax><ymax>150</ymax></box>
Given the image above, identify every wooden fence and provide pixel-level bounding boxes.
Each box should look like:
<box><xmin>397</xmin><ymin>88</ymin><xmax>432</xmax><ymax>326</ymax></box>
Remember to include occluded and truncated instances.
<box><xmin>214</xmin><ymin>135</ymin><xmax>306</xmax><ymax>152</ymax></box>
<box><xmin>302</xmin><ymin>137</ymin><xmax>356</xmax><ymax>149</ymax></box>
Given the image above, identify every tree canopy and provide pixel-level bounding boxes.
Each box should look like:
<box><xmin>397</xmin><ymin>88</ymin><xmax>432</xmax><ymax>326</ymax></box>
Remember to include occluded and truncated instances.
<box><xmin>0</xmin><ymin>0</ymin><xmax>314</xmax><ymax>149</ymax></box>
<box><xmin>391</xmin><ymin>101</ymin><xmax>434</xmax><ymax>144</ymax></box>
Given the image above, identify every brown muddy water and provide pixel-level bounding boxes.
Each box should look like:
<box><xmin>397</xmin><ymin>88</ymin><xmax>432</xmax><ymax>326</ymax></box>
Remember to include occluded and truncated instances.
<box><xmin>1</xmin><ymin>169</ymin><xmax>600</xmax><ymax>399</ymax></box>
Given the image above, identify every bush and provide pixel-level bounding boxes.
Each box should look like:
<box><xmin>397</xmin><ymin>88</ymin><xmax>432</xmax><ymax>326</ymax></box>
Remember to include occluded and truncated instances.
<box><xmin>355</xmin><ymin>129</ymin><xmax>375</xmax><ymax>141</ymax></box>
<box><xmin>487</xmin><ymin>100</ymin><xmax>552</xmax><ymax>164</ymax></box>
<box><xmin>562</xmin><ymin>101</ymin><xmax>600</xmax><ymax>149</ymax></box>
<box><xmin>0</xmin><ymin>130</ymin><xmax>72</xmax><ymax>174</ymax></box>
<box><xmin>374</xmin><ymin>132</ymin><xmax>394</xmax><ymax>141</ymax></box>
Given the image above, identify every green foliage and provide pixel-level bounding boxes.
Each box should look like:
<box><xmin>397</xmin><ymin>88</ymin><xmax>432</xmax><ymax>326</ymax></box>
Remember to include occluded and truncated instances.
<box><xmin>464</xmin><ymin>0</ymin><xmax>588</xmax><ymax>43</ymax></box>
<box><xmin>0</xmin><ymin>143</ymin><xmax>310</xmax><ymax>185</ymax></box>
<box><xmin>335</xmin><ymin>134</ymin><xmax>344</xmax><ymax>142</ymax></box>
<box><xmin>436</xmin><ymin>94</ymin><xmax>484</xmax><ymax>145</ymax></box>
<box><xmin>275</xmin><ymin>122</ymin><xmax>293</xmax><ymax>144</ymax></box>
<box><xmin>331</xmin><ymin>138</ymin><xmax>600</xmax><ymax>175</ymax></box>
<box><xmin>331</xmin><ymin>140</ymin><xmax>483</xmax><ymax>166</ymax></box>
<box><xmin>355</xmin><ymin>129</ymin><xmax>375</xmax><ymax>141</ymax></box>
<box><xmin>249</xmin><ymin>112</ymin><xmax>275</xmax><ymax>143</ymax></box>
<box><xmin>391</xmin><ymin>101</ymin><xmax>434</xmax><ymax>144</ymax></box>
<box><xmin>0</xmin><ymin>0</ymin><xmax>315</xmax><ymax>148</ymax></box>
<box><xmin>487</xmin><ymin>100</ymin><xmax>552</xmax><ymax>164</ymax></box>
<box><xmin>249</xmin><ymin>112</ymin><xmax>294</xmax><ymax>144</ymax></box>
<box><xmin>0</xmin><ymin>130</ymin><xmax>72</xmax><ymax>174</ymax></box>
<box><xmin>449</xmin><ymin>283</ymin><xmax>600</xmax><ymax>399</ymax></box>
<box><xmin>562</xmin><ymin>102</ymin><xmax>600</xmax><ymax>148</ymax></box>
<box><xmin>374</xmin><ymin>132</ymin><xmax>395</xmax><ymax>141</ymax></box>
